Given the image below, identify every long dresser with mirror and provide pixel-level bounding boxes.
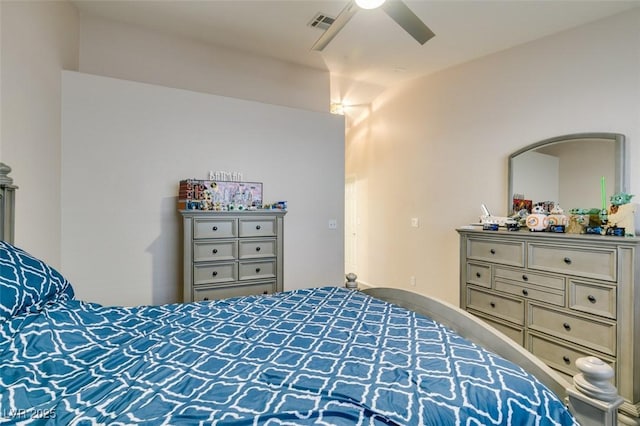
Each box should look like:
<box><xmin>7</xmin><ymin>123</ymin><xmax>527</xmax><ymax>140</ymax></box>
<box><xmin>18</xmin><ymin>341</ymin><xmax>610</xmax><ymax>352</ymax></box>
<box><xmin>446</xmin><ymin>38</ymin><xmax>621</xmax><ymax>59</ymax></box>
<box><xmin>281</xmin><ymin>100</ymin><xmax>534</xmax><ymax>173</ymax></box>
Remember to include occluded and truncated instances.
<box><xmin>458</xmin><ymin>132</ymin><xmax>640</xmax><ymax>426</ymax></box>
<box><xmin>467</xmin><ymin>131</ymin><xmax>639</xmax><ymax>424</ymax></box>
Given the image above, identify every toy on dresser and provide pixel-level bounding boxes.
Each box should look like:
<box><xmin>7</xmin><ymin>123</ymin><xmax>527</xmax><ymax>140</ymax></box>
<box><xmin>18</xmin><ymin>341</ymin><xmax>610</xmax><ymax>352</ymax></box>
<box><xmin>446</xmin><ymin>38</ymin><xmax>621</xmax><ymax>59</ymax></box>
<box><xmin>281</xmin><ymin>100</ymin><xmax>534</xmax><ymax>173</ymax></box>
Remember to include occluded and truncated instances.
<box><xmin>526</xmin><ymin>205</ymin><xmax>549</xmax><ymax>232</ymax></box>
<box><xmin>547</xmin><ymin>205</ymin><xmax>568</xmax><ymax>232</ymax></box>
<box><xmin>567</xmin><ymin>209</ymin><xmax>589</xmax><ymax>234</ymax></box>
<box><xmin>200</xmin><ymin>189</ymin><xmax>213</xmax><ymax>210</ymax></box>
<box><xmin>479</xmin><ymin>204</ymin><xmax>519</xmax><ymax>230</ymax></box>
<box><xmin>606</xmin><ymin>192</ymin><xmax>636</xmax><ymax>237</ymax></box>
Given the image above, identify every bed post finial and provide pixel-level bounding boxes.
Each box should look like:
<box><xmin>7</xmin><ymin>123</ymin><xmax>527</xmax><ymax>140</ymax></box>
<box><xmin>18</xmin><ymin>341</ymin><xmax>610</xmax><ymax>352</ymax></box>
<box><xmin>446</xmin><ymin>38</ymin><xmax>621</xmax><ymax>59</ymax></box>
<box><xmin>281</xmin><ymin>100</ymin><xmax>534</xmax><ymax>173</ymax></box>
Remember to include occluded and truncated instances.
<box><xmin>345</xmin><ymin>273</ymin><xmax>358</xmax><ymax>290</ymax></box>
<box><xmin>0</xmin><ymin>162</ymin><xmax>13</xmax><ymax>185</ymax></box>
<box><xmin>567</xmin><ymin>356</ymin><xmax>623</xmax><ymax>426</ymax></box>
<box><xmin>0</xmin><ymin>162</ymin><xmax>17</xmax><ymax>244</ymax></box>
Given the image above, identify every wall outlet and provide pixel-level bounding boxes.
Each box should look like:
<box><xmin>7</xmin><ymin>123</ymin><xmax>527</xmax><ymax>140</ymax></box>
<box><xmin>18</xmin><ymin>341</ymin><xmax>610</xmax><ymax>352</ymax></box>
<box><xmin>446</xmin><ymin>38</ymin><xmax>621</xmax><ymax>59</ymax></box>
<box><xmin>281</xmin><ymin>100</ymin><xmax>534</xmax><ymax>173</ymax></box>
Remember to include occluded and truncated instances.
<box><xmin>328</xmin><ymin>219</ymin><xmax>338</xmax><ymax>229</ymax></box>
<box><xmin>410</xmin><ymin>218</ymin><xmax>419</xmax><ymax>228</ymax></box>
<box><xmin>409</xmin><ymin>276</ymin><xmax>416</xmax><ymax>286</ymax></box>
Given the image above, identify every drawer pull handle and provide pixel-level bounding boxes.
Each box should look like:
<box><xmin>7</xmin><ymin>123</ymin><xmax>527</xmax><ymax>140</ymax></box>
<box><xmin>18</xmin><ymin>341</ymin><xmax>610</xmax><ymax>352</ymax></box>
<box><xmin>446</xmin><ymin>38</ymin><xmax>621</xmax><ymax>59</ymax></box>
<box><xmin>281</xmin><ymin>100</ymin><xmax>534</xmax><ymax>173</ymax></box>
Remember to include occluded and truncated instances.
<box><xmin>212</xmin><ymin>249</ymin><xmax>218</xmax><ymax>254</ymax></box>
<box><xmin>563</xmin><ymin>257</ymin><xmax>572</xmax><ymax>265</ymax></box>
<box><xmin>563</xmin><ymin>322</ymin><xmax>571</xmax><ymax>331</ymax></box>
<box><xmin>256</xmin><ymin>268</ymin><xmax>261</xmax><ymax>273</ymax></box>
<box><xmin>522</xmin><ymin>275</ymin><xmax>528</xmax><ymax>281</ymax></box>
<box><xmin>490</xmin><ymin>302</ymin><xmax>496</xmax><ymax>308</ymax></box>
<box><xmin>212</xmin><ymin>226</ymin><xmax>218</xmax><ymax>231</ymax></box>
<box><xmin>204</xmin><ymin>297</ymin><xmax>209</xmax><ymax>301</ymax></box>
<box><xmin>263</xmin><ymin>290</ymin><xmax>268</xmax><ymax>295</ymax></box>
<box><xmin>256</xmin><ymin>247</ymin><xmax>261</xmax><ymax>252</ymax></box>
<box><xmin>562</xmin><ymin>355</ymin><xmax>570</xmax><ymax>364</ymax></box>
<box><xmin>475</xmin><ymin>272</ymin><xmax>481</xmax><ymax>278</ymax></box>
<box><xmin>490</xmin><ymin>249</ymin><xmax>496</xmax><ymax>255</ymax></box>
<box><xmin>212</xmin><ymin>271</ymin><xmax>218</xmax><ymax>277</ymax></box>
<box><xmin>522</xmin><ymin>289</ymin><xmax>529</xmax><ymax>296</ymax></box>
<box><xmin>588</xmin><ymin>295</ymin><xmax>597</xmax><ymax>303</ymax></box>
<box><xmin>256</xmin><ymin>225</ymin><xmax>261</xmax><ymax>230</ymax></box>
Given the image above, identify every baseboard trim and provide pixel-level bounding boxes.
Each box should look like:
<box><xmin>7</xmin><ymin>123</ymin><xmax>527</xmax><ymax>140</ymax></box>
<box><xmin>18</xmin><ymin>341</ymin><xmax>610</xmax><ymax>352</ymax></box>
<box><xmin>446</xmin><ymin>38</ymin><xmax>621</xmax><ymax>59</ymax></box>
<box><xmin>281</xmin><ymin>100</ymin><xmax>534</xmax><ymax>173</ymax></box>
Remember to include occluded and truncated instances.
<box><xmin>356</xmin><ymin>280</ymin><xmax>373</xmax><ymax>290</ymax></box>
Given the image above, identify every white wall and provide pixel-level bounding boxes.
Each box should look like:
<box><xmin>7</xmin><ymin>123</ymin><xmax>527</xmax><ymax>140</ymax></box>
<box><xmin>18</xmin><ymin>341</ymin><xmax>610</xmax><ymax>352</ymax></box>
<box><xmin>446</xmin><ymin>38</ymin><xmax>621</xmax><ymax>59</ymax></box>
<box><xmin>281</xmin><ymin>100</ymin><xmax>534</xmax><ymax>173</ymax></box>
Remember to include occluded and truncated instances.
<box><xmin>62</xmin><ymin>71</ymin><xmax>344</xmax><ymax>306</ymax></box>
<box><xmin>1</xmin><ymin>3</ymin><xmax>3</xmax><ymax>160</ymax></box>
<box><xmin>1</xmin><ymin>4</ymin><xmax>332</xmax><ymax>270</ymax></box>
<box><xmin>346</xmin><ymin>9</ymin><xmax>640</xmax><ymax>304</ymax></box>
<box><xmin>78</xmin><ymin>14</ymin><xmax>329</xmax><ymax>113</ymax></box>
<box><xmin>0</xmin><ymin>1</ymin><xmax>79</xmax><ymax>266</ymax></box>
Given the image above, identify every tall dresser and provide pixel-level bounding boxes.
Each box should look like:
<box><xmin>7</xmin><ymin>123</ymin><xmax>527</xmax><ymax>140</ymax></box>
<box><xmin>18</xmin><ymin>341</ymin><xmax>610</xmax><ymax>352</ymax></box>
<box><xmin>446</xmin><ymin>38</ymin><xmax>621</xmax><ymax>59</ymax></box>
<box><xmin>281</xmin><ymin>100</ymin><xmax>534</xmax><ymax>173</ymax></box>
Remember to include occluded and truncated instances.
<box><xmin>457</xmin><ymin>228</ymin><xmax>640</xmax><ymax>425</ymax></box>
<box><xmin>181</xmin><ymin>210</ymin><xmax>286</xmax><ymax>302</ymax></box>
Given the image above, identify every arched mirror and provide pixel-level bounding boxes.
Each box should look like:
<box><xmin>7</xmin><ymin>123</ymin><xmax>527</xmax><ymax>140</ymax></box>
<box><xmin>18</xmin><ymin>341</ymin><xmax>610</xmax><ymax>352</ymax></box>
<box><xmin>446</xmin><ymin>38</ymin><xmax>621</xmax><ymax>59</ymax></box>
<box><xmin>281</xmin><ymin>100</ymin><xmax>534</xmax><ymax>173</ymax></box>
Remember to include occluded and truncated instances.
<box><xmin>508</xmin><ymin>133</ymin><xmax>627</xmax><ymax>214</ymax></box>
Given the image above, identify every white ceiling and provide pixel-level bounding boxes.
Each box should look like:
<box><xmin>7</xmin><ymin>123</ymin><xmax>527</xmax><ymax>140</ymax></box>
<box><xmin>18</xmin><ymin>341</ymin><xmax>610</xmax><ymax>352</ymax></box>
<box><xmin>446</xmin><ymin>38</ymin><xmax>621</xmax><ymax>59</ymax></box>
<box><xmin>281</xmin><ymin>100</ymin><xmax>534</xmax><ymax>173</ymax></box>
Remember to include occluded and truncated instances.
<box><xmin>72</xmin><ymin>0</ymin><xmax>640</xmax><ymax>106</ymax></box>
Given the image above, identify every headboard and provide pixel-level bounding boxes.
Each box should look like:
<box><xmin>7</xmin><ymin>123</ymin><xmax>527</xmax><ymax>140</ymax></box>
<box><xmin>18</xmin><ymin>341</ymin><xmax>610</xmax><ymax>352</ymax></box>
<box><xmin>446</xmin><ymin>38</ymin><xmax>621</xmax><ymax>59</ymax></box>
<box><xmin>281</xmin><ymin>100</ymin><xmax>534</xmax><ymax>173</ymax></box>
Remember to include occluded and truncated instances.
<box><xmin>0</xmin><ymin>162</ymin><xmax>17</xmax><ymax>243</ymax></box>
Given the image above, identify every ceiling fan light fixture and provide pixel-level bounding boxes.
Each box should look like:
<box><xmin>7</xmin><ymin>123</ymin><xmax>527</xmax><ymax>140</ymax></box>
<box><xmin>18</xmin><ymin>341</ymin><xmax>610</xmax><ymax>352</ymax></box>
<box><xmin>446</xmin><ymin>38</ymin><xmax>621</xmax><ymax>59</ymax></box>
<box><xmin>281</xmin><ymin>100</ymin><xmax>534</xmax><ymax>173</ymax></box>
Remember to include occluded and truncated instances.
<box><xmin>355</xmin><ymin>0</ymin><xmax>386</xmax><ymax>10</ymax></box>
<box><xmin>311</xmin><ymin>0</ymin><xmax>434</xmax><ymax>51</ymax></box>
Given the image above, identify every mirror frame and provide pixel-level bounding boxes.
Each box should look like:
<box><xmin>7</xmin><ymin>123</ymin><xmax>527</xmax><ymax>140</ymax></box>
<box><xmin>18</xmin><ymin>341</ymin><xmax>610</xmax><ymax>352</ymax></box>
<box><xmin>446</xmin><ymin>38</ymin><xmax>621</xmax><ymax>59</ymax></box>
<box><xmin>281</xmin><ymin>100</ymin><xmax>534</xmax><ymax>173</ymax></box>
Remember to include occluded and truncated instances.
<box><xmin>508</xmin><ymin>132</ymin><xmax>628</xmax><ymax>214</ymax></box>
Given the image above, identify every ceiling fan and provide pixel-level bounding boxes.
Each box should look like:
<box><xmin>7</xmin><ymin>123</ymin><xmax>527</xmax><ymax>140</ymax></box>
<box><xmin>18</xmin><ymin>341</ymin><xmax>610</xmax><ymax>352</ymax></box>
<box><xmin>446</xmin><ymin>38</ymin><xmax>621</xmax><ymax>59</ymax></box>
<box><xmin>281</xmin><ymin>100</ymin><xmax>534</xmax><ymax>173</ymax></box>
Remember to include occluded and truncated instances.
<box><xmin>311</xmin><ymin>0</ymin><xmax>435</xmax><ymax>51</ymax></box>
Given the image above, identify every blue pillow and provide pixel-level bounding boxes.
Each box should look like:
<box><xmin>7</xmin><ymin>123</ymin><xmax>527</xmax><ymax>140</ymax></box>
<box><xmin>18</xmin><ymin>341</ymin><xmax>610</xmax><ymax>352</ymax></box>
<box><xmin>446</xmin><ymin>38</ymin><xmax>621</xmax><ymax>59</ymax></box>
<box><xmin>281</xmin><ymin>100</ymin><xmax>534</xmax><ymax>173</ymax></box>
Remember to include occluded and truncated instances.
<box><xmin>0</xmin><ymin>241</ymin><xmax>74</xmax><ymax>322</ymax></box>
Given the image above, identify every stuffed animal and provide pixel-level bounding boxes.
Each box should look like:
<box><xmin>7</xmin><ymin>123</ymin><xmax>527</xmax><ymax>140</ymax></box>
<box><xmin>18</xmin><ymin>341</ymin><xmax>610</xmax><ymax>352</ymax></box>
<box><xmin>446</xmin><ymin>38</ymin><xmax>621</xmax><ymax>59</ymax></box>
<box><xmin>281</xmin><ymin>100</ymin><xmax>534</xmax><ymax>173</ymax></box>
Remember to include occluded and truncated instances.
<box><xmin>526</xmin><ymin>205</ymin><xmax>549</xmax><ymax>232</ymax></box>
<box><xmin>611</xmin><ymin>192</ymin><xmax>634</xmax><ymax>206</ymax></box>
<box><xmin>607</xmin><ymin>193</ymin><xmax>636</xmax><ymax>237</ymax></box>
<box><xmin>567</xmin><ymin>214</ymin><xmax>588</xmax><ymax>234</ymax></box>
<box><xmin>548</xmin><ymin>205</ymin><xmax>568</xmax><ymax>229</ymax></box>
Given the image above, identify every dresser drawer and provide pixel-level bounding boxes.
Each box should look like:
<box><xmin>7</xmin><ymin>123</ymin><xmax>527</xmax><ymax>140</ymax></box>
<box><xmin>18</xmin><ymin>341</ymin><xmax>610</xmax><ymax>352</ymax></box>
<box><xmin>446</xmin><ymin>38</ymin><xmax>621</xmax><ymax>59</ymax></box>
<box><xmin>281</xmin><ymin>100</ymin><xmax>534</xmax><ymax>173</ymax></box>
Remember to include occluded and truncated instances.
<box><xmin>239</xmin><ymin>239</ymin><xmax>276</xmax><ymax>259</ymax></box>
<box><xmin>474</xmin><ymin>313</ymin><xmax>524</xmax><ymax>346</ymax></box>
<box><xmin>467</xmin><ymin>238</ymin><xmax>525</xmax><ymax>267</ymax></box>
<box><xmin>569</xmin><ymin>280</ymin><xmax>616</xmax><ymax>319</ymax></box>
<box><xmin>194</xmin><ymin>281</ymin><xmax>276</xmax><ymax>301</ymax></box>
<box><xmin>239</xmin><ymin>260</ymin><xmax>276</xmax><ymax>280</ymax></box>
<box><xmin>467</xmin><ymin>287</ymin><xmax>524</xmax><ymax>325</ymax></box>
<box><xmin>193</xmin><ymin>240</ymin><xmax>237</xmax><ymax>262</ymax></box>
<box><xmin>528</xmin><ymin>243</ymin><xmax>616</xmax><ymax>282</ymax></box>
<box><xmin>239</xmin><ymin>218</ymin><xmax>276</xmax><ymax>237</ymax></box>
<box><xmin>194</xmin><ymin>218</ymin><xmax>237</xmax><ymax>239</ymax></box>
<box><xmin>466</xmin><ymin>262</ymin><xmax>491</xmax><ymax>288</ymax></box>
<box><xmin>194</xmin><ymin>262</ymin><xmax>238</xmax><ymax>285</ymax></box>
<box><xmin>528</xmin><ymin>333</ymin><xmax>616</xmax><ymax>382</ymax></box>
<box><xmin>495</xmin><ymin>280</ymin><xmax>565</xmax><ymax>307</ymax></box>
<box><xmin>528</xmin><ymin>304</ymin><xmax>616</xmax><ymax>355</ymax></box>
<box><xmin>494</xmin><ymin>267</ymin><xmax>564</xmax><ymax>291</ymax></box>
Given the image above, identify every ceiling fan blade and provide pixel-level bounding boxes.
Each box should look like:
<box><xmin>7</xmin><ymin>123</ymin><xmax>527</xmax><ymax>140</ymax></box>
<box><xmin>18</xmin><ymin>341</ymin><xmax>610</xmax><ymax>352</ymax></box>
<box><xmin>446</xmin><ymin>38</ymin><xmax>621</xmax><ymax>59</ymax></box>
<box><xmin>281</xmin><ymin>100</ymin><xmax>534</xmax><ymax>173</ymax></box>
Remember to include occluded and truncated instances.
<box><xmin>311</xmin><ymin>1</ymin><xmax>359</xmax><ymax>51</ymax></box>
<box><xmin>381</xmin><ymin>0</ymin><xmax>435</xmax><ymax>45</ymax></box>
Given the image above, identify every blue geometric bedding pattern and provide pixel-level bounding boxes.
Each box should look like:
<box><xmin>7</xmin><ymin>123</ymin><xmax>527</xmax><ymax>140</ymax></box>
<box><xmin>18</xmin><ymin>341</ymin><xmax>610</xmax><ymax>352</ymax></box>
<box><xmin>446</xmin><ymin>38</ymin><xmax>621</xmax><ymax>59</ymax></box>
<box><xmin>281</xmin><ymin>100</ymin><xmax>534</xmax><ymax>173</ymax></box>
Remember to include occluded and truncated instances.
<box><xmin>0</xmin><ymin>242</ymin><xmax>74</xmax><ymax>323</ymax></box>
<box><xmin>0</xmin><ymin>283</ymin><xmax>578</xmax><ymax>425</ymax></box>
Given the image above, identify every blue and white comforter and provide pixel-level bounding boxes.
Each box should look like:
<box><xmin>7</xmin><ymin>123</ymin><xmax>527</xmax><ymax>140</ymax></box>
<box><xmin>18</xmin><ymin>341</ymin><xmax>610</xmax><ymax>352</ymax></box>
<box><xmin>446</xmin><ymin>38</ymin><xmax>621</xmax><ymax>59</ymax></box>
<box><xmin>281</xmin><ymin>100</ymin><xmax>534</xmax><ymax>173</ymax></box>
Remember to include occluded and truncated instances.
<box><xmin>0</xmin><ymin>242</ymin><xmax>577</xmax><ymax>425</ymax></box>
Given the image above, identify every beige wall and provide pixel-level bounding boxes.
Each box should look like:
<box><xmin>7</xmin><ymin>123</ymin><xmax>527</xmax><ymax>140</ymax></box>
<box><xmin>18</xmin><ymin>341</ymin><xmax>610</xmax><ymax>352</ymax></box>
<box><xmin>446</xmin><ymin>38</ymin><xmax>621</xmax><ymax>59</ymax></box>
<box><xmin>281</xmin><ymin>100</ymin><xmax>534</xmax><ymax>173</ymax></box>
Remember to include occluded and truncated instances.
<box><xmin>78</xmin><ymin>14</ymin><xmax>329</xmax><ymax>113</ymax></box>
<box><xmin>346</xmin><ymin>9</ymin><xmax>640</xmax><ymax>304</ymax></box>
<box><xmin>0</xmin><ymin>1</ymin><xmax>79</xmax><ymax>266</ymax></box>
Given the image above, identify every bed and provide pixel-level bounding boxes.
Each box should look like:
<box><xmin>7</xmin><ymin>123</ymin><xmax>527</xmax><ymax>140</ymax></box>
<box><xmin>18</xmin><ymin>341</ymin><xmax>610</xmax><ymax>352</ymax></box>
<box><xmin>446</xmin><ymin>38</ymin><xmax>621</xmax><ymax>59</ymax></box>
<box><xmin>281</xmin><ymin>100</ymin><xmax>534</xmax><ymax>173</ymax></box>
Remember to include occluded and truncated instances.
<box><xmin>0</xmin><ymin>164</ymin><xmax>622</xmax><ymax>425</ymax></box>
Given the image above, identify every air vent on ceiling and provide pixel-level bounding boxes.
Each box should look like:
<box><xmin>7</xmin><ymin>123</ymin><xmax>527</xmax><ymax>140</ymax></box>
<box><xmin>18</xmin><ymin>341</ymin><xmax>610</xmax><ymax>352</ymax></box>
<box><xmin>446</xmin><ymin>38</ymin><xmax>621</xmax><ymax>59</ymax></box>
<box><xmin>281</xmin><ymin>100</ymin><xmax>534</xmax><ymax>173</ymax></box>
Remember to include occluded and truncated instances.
<box><xmin>308</xmin><ymin>13</ymin><xmax>335</xmax><ymax>31</ymax></box>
